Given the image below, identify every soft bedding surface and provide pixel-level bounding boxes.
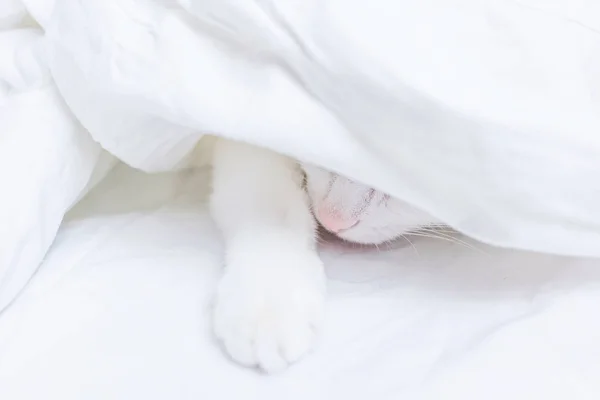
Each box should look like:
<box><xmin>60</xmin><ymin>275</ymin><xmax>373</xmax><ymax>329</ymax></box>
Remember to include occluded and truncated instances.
<box><xmin>1</xmin><ymin>164</ymin><xmax>600</xmax><ymax>400</ymax></box>
<box><xmin>2</xmin><ymin>2</ymin><xmax>600</xmax><ymax>397</ymax></box>
<box><xmin>3</xmin><ymin>0</ymin><xmax>600</xmax><ymax>310</ymax></box>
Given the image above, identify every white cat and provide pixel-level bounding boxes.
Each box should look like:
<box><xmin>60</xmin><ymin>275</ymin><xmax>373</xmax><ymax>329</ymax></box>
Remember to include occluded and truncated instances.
<box><xmin>208</xmin><ymin>138</ymin><xmax>438</xmax><ymax>373</ymax></box>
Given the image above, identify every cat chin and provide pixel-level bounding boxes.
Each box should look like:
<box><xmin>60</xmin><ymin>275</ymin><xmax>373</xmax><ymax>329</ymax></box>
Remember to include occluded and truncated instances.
<box><xmin>327</xmin><ymin>226</ymin><xmax>402</xmax><ymax>246</ymax></box>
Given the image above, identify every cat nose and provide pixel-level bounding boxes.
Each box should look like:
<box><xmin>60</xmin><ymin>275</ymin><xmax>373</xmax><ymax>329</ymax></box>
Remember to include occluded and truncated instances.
<box><xmin>316</xmin><ymin>209</ymin><xmax>358</xmax><ymax>233</ymax></box>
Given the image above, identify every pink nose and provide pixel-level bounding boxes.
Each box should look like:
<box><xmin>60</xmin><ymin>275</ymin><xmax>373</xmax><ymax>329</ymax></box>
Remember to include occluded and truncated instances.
<box><xmin>316</xmin><ymin>209</ymin><xmax>358</xmax><ymax>233</ymax></box>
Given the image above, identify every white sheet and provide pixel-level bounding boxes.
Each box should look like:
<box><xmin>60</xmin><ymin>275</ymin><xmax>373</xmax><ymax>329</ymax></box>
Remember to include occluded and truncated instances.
<box><xmin>1</xmin><ymin>164</ymin><xmax>600</xmax><ymax>399</ymax></box>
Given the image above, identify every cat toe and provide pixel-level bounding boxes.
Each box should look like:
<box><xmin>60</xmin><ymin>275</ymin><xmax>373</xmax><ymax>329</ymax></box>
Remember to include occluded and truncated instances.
<box><xmin>212</xmin><ymin>257</ymin><xmax>325</xmax><ymax>373</ymax></box>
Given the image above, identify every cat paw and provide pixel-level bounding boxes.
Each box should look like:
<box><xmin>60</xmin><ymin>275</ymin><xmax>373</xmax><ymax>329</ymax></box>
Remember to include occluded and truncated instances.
<box><xmin>212</xmin><ymin>250</ymin><xmax>326</xmax><ymax>373</ymax></box>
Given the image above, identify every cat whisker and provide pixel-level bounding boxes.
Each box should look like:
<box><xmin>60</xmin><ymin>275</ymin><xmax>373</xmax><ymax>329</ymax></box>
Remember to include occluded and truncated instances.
<box><xmin>383</xmin><ymin>240</ymin><xmax>395</xmax><ymax>251</ymax></box>
<box><xmin>405</xmin><ymin>232</ymin><xmax>467</xmax><ymax>247</ymax></box>
<box><xmin>425</xmin><ymin>222</ymin><xmax>452</xmax><ymax>229</ymax></box>
<box><xmin>374</xmin><ymin>242</ymin><xmax>381</xmax><ymax>252</ymax></box>
<box><xmin>400</xmin><ymin>233</ymin><xmax>419</xmax><ymax>256</ymax></box>
<box><xmin>371</xmin><ymin>227</ymin><xmax>419</xmax><ymax>255</ymax></box>
<box><xmin>413</xmin><ymin>227</ymin><xmax>486</xmax><ymax>253</ymax></box>
<box><xmin>406</xmin><ymin>230</ymin><xmax>487</xmax><ymax>254</ymax></box>
<box><xmin>421</xmin><ymin>227</ymin><xmax>456</xmax><ymax>234</ymax></box>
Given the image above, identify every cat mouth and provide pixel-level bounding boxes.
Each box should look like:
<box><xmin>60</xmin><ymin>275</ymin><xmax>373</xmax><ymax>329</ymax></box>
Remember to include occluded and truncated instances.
<box><xmin>317</xmin><ymin>219</ymin><xmax>359</xmax><ymax>235</ymax></box>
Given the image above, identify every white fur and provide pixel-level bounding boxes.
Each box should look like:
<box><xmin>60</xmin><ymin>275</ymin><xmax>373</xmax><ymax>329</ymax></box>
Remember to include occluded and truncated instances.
<box><xmin>208</xmin><ymin>139</ymin><xmax>438</xmax><ymax>373</ymax></box>
<box><xmin>302</xmin><ymin>163</ymin><xmax>439</xmax><ymax>245</ymax></box>
<box><xmin>209</xmin><ymin>139</ymin><xmax>325</xmax><ymax>373</ymax></box>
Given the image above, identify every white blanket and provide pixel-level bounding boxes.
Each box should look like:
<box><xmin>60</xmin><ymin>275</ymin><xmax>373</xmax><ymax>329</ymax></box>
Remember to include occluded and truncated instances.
<box><xmin>1</xmin><ymin>0</ymin><xmax>600</xmax><ymax>372</ymax></box>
